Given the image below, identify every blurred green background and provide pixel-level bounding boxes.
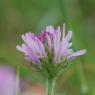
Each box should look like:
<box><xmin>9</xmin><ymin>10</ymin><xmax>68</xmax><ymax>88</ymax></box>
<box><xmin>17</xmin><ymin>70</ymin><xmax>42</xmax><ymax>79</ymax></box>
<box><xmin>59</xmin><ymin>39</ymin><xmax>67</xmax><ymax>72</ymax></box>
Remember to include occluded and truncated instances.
<box><xmin>0</xmin><ymin>0</ymin><xmax>95</xmax><ymax>95</ymax></box>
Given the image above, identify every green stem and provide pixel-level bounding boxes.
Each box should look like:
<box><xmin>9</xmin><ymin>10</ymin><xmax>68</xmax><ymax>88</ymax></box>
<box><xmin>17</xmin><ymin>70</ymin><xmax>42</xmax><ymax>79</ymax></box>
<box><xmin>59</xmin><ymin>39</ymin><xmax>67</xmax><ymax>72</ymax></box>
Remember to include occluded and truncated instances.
<box><xmin>46</xmin><ymin>79</ymin><xmax>56</xmax><ymax>95</ymax></box>
<box><xmin>16</xmin><ymin>65</ymin><xmax>20</xmax><ymax>95</ymax></box>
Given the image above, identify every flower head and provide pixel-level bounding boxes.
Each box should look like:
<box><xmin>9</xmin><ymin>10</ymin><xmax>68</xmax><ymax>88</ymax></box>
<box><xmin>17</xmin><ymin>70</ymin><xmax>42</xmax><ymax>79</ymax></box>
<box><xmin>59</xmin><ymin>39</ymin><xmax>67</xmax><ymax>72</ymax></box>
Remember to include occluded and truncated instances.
<box><xmin>17</xmin><ymin>24</ymin><xmax>86</xmax><ymax>64</ymax></box>
<box><xmin>16</xmin><ymin>24</ymin><xmax>86</xmax><ymax>78</ymax></box>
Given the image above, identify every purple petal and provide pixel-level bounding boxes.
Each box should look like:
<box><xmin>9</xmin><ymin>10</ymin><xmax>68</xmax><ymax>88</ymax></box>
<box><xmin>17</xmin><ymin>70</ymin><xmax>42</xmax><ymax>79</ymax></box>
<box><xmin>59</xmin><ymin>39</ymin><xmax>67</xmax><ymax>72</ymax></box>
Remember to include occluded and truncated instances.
<box><xmin>67</xmin><ymin>56</ymin><xmax>75</xmax><ymax>61</ymax></box>
<box><xmin>31</xmin><ymin>34</ymin><xmax>46</xmax><ymax>57</ymax></box>
<box><xmin>35</xmin><ymin>37</ymin><xmax>46</xmax><ymax>57</ymax></box>
<box><xmin>68</xmin><ymin>50</ymin><xmax>86</xmax><ymax>60</ymax></box>
<box><xmin>37</xmin><ymin>32</ymin><xmax>46</xmax><ymax>42</ymax></box>
<box><xmin>54</xmin><ymin>27</ymin><xmax>61</xmax><ymax>60</ymax></box>
<box><xmin>25</xmin><ymin>56</ymin><xmax>40</xmax><ymax>64</ymax></box>
<box><xmin>56</xmin><ymin>31</ymin><xmax>72</xmax><ymax>61</ymax></box>
<box><xmin>17</xmin><ymin>32</ymin><xmax>46</xmax><ymax>63</ymax></box>
<box><xmin>57</xmin><ymin>39</ymin><xmax>69</xmax><ymax>61</ymax></box>
<box><xmin>22</xmin><ymin>33</ymin><xmax>43</xmax><ymax>56</ymax></box>
<box><xmin>65</xmin><ymin>31</ymin><xmax>73</xmax><ymax>41</ymax></box>
<box><xmin>16</xmin><ymin>44</ymin><xmax>30</xmax><ymax>55</ymax></box>
<box><xmin>46</xmin><ymin>32</ymin><xmax>52</xmax><ymax>50</ymax></box>
<box><xmin>21</xmin><ymin>33</ymin><xmax>33</xmax><ymax>49</ymax></box>
<box><xmin>46</xmin><ymin>26</ymin><xmax>54</xmax><ymax>35</ymax></box>
<box><xmin>21</xmin><ymin>44</ymin><xmax>30</xmax><ymax>55</ymax></box>
<box><xmin>16</xmin><ymin>45</ymin><xmax>24</xmax><ymax>52</ymax></box>
<box><xmin>17</xmin><ymin>43</ymin><xmax>40</xmax><ymax>63</ymax></box>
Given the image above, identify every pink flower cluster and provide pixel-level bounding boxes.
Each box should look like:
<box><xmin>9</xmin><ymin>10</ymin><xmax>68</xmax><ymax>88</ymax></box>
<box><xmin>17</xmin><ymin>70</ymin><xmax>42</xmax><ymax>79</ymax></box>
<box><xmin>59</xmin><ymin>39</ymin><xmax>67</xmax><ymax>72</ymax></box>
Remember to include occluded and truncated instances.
<box><xmin>16</xmin><ymin>24</ymin><xmax>86</xmax><ymax>64</ymax></box>
<box><xmin>0</xmin><ymin>66</ymin><xmax>16</xmax><ymax>95</ymax></box>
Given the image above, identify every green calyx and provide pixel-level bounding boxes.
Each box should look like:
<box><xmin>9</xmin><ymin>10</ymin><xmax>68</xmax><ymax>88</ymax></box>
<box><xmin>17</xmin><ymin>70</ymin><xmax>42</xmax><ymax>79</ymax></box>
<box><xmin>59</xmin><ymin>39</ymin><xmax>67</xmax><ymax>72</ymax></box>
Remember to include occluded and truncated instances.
<box><xmin>30</xmin><ymin>53</ymin><xmax>70</xmax><ymax>79</ymax></box>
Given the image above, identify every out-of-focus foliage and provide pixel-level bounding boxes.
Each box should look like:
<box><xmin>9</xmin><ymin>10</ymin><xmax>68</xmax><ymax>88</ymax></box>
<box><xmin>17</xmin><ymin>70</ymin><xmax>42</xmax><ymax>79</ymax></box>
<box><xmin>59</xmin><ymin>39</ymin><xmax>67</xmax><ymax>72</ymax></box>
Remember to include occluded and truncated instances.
<box><xmin>0</xmin><ymin>0</ymin><xmax>95</xmax><ymax>95</ymax></box>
